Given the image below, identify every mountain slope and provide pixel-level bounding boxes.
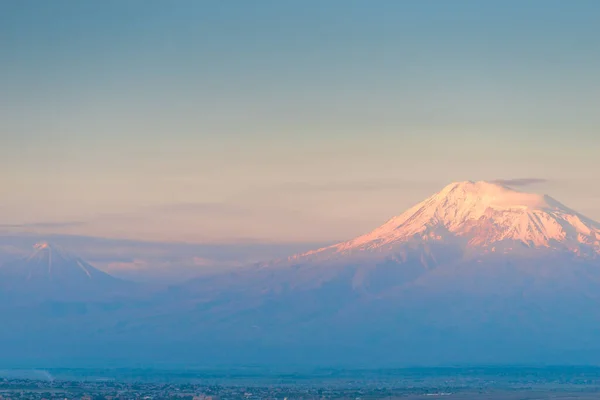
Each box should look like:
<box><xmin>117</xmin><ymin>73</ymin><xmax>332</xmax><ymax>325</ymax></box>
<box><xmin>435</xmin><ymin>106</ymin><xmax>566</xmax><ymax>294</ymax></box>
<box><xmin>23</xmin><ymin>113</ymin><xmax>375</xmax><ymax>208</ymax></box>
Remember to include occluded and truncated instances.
<box><xmin>0</xmin><ymin>242</ymin><xmax>128</xmax><ymax>300</ymax></box>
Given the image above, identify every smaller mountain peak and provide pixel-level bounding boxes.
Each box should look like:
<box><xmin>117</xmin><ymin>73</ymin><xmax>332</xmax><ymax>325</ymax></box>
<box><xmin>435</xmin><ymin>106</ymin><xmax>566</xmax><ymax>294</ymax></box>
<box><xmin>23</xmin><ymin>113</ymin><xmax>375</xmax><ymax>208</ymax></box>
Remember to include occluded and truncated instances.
<box><xmin>0</xmin><ymin>241</ymin><xmax>125</xmax><ymax>299</ymax></box>
<box><xmin>31</xmin><ymin>241</ymin><xmax>71</xmax><ymax>260</ymax></box>
<box><xmin>34</xmin><ymin>242</ymin><xmax>51</xmax><ymax>250</ymax></box>
<box><xmin>33</xmin><ymin>241</ymin><xmax>63</xmax><ymax>252</ymax></box>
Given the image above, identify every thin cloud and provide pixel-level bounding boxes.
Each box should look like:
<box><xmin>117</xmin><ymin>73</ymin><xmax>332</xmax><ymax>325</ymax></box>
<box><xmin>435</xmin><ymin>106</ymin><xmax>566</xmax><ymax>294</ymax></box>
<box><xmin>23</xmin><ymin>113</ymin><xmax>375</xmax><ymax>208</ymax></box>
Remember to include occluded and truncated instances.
<box><xmin>153</xmin><ymin>202</ymin><xmax>251</xmax><ymax>216</ymax></box>
<box><xmin>492</xmin><ymin>178</ymin><xmax>548</xmax><ymax>187</ymax></box>
<box><xmin>0</xmin><ymin>221</ymin><xmax>87</xmax><ymax>229</ymax></box>
<box><xmin>0</xmin><ymin>202</ymin><xmax>250</xmax><ymax>234</ymax></box>
<box><xmin>275</xmin><ymin>180</ymin><xmax>419</xmax><ymax>193</ymax></box>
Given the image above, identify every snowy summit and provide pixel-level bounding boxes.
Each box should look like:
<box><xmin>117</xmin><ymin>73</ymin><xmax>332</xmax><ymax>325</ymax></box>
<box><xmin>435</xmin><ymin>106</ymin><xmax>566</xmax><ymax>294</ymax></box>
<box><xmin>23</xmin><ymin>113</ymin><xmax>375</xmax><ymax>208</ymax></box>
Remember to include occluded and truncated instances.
<box><xmin>0</xmin><ymin>241</ymin><xmax>125</xmax><ymax>298</ymax></box>
<box><xmin>292</xmin><ymin>181</ymin><xmax>600</xmax><ymax>263</ymax></box>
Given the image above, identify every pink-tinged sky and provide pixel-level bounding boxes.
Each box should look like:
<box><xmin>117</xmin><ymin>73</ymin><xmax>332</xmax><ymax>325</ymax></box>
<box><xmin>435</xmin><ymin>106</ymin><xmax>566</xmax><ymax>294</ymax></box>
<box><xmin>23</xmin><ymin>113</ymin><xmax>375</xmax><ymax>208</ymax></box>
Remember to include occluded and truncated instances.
<box><xmin>1</xmin><ymin>1</ymin><xmax>599</xmax><ymax>243</ymax></box>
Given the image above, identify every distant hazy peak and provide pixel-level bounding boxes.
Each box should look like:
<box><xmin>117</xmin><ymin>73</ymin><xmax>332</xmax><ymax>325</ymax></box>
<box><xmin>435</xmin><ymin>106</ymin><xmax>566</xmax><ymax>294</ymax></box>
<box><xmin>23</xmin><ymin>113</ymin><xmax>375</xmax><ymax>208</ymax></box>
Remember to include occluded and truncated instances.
<box><xmin>33</xmin><ymin>241</ymin><xmax>64</xmax><ymax>252</ymax></box>
<box><xmin>0</xmin><ymin>240</ymin><xmax>121</xmax><ymax>287</ymax></box>
<box><xmin>30</xmin><ymin>241</ymin><xmax>71</xmax><ymax>261</ymax></box>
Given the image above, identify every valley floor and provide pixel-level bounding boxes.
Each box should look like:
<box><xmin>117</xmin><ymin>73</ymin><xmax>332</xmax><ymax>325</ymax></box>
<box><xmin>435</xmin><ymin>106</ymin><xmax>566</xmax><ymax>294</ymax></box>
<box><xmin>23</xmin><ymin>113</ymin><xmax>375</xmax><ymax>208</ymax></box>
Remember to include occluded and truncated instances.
<box><xmin>3</xmin><ymin>367</ymin><xmax>600</xmax><ymax>399</ymax></box>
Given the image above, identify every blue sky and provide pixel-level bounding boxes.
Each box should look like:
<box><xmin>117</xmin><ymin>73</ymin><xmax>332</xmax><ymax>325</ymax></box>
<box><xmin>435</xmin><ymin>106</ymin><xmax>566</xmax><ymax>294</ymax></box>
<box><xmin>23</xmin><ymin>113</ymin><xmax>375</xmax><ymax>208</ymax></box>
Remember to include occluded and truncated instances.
<box><xmin>1</xmin><ymin>0</ymin><xmax>599</xmax><ymax>243</ymax></box>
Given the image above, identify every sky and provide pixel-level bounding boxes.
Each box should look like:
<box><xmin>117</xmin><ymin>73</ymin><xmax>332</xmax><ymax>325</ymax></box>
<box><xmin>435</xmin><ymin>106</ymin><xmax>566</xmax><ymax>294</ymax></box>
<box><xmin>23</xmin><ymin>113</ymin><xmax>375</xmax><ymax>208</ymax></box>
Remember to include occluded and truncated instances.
<box><xmin>1</xmin><ymin>0</ymin><xmax>600</xmax><ymax>244</ymax></box>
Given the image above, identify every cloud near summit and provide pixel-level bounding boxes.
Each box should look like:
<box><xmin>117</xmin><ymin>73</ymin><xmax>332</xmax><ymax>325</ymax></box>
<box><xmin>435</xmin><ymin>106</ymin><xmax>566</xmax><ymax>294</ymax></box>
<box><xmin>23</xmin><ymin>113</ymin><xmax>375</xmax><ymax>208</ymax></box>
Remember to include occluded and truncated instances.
<box><xmin>492</xmin><ymin>178</ymin><xmax>548</xmax><ymax>187</ymax></box>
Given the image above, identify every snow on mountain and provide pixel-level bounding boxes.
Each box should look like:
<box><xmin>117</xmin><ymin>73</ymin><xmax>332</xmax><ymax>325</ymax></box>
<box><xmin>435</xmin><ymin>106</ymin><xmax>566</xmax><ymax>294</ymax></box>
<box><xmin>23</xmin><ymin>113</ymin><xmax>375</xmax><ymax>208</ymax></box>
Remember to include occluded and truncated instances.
<box><xmin>5</xmin><ymin>241</ymin><xmax>104</xmax><ymax>280</ymax></box>
<box><xmin>0</xmin><ymin>241</ymin><xmax>126</xmax><ymax>299</ymax></box>
<box><xmin>288</xmin><ymin>181</ymin><xmax>600</xmax><ymax>264</ymax></box>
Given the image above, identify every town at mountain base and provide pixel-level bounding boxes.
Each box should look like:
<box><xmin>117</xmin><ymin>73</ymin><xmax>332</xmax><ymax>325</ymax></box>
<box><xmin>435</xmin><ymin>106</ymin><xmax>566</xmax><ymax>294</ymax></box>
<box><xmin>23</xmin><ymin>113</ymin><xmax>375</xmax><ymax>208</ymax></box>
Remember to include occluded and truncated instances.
<box><xmin>2</xmin><ymin>181</ymin><xmax>600</xmax><ymax>368</ymax></box>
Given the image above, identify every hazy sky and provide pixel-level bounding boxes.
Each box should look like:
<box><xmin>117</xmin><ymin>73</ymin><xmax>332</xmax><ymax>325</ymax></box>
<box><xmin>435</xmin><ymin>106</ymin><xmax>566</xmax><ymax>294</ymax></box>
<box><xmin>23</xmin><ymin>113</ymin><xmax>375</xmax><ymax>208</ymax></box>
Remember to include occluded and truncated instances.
<box><xmin>1</xmin><ymin>0</ymin><xmax>599</xmax><ymax>243</ymax></box>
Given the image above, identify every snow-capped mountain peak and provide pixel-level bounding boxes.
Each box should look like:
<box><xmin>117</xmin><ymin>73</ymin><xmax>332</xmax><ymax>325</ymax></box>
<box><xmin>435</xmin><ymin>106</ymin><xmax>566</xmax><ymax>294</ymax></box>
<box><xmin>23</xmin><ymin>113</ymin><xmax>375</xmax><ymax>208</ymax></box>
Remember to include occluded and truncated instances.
<box><xmin>34</xmin><ymin>242</ymin><xmax>50</xmax><ymax>251</ymax></box>
<box><xmin>293</xmin><ymin>181</ymin><xmax>600</xmax><ymax>262</ymax></box>
<box><xmin>1</xmin><ymin>241</ymin><xmax>118</xmax><ymax>284</ymax></box>
<box><xmin>30</xmin><ymin>241</ymin><xmax>71</xmax><ymax>260</ymax></box>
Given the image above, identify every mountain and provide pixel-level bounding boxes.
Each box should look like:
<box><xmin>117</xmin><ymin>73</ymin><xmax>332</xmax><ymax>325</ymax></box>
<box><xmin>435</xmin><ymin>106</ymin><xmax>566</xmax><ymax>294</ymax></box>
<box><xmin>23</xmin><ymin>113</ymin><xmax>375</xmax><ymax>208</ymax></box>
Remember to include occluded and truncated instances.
<box><xmin>0</xmin><ymin>241</ymin><xmax>128</xmax><ymax>300</ymax></box>
<box><xmin>4</xmin><ymin>181</ymin><xmax>600</xmax><ymax>368</ymax></box>
<box><xmin>154</xmin><ymin>181</ymin><xmax>600</xmax><ymax>366</ymax></box>
<box><xmin>286</xmin><ymin>180</ymin><xmax>600</xmax><ymax>264</ymax></box>
<box><xmin>213</xmin><ymin>180</ymin><xmax>599</xmax><ymax>297</ymax></box>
